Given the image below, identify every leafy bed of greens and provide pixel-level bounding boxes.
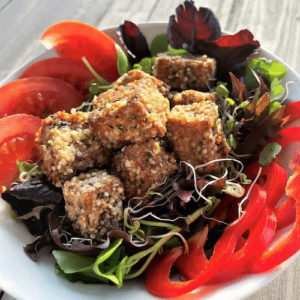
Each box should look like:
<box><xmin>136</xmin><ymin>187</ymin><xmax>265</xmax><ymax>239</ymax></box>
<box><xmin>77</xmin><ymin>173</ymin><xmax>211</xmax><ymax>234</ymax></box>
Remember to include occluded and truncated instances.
<box><xmin>1</xmin><ymin>0</ymin><xmax>293</xmax><ymax>289</ymax></box>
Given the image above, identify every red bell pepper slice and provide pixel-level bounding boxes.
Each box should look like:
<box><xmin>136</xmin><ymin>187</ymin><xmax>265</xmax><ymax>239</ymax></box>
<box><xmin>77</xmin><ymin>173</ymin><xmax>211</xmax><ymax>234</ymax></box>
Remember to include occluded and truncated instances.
<box><xmin>244</xmin><ymin>161</ymin><xmax>287</xmax><ymax>209</ymax></box>
<box><xmin>235</xmin><ymin>236</ymin><xmax>247</xmax><ymax>252</ymax></box>
<box><xmin>283</xmin><ymin>101</ymin><xmax>300</xmax><ymax>126</ymax></box>
<box><xmin>268</xmin><ymin>127</ymin><xmax>300</xmax><ymax>148</ymax></box>
<box><xmin>174</xmin><ymin>227</ymin><xmax>209</xmax><ymax>280</ymax></box>
<box><xmin>209</xmin><ymin>206</ymin><xmax>276</xmax><ymax>284</ymax></box>
<box><xmin>146</xmin><ymin>184</ymin><xmax>266</xmax><ymax>298</ymax></box>
<box><xmin>209</xmin><ymin>194</ymin><xmax>232</xmax><ymax>229</ymax></box>
<box><xmin>252</xmin><ymin>167</ymin><xmax>300</xmax><ymax>273</ymax></box>
<box><xmin>275</xmin><ymin>197</ymin><xmax>296</xmax><ymax>231</ymax></box>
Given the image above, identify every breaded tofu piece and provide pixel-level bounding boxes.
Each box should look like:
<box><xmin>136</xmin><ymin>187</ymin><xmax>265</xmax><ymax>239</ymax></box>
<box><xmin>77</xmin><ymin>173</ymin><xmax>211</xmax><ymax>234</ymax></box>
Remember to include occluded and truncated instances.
<box><xmin>167</xmin><ymin>102</ymin><xmax>230</xmax><ymax>173</ymax></box>
<box><xmin>89</xmin><ymin>79</ymin><xmax>170</xmax><ymax>149</ymax></box>
<box><xmin>112</xmin><ymin>139</ymin><xmax>177</xmax><ymax>201</ymax></box>
<box><xmin>63</xmin><ymin>170</ymin><xmax>124</xmax><ymax>240</ymax></box>
<box><xmin>153</xmin><ymin>53</ymin><xmax>216</xmax><ymax>91</ymax></box>
<box><xmin>36</xmin><ymin>111</ymin><xmax>112</xmax><ymax>187</ymax></box>
<box><xmin>170</xmin><ymin>90</ymin><xmax>218</xmax><ymax>107</ymax></box>
<box><xmin>114</xmin><ymin>70</ymin><xmax>170</xmax><ymax>97</ymax></box>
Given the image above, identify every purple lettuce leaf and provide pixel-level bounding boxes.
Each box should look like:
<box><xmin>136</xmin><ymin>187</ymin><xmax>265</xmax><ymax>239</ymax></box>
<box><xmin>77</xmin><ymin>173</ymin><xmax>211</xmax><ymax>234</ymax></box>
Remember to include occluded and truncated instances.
<box><xmin>168</xmin><ymin>0</ymin><xmax>221</xmax><ymax>54</ymax></box>
<box><xmin>23</xmin><ymin>230</ymin><xmax>52</xmax><ymax>262</ymax></box>
<box><xmin>118</xmin><ymin>20</ymin><xmax>151</xmax><ymax>64</ymax></box>
<box><xmin>2</xmin><ymin>179</ymin><xmax>63</xmax><ymax>236</ymax></box>
<box><xmin>168</xmin><ymin>1</ymin><xmax>260</xmax><ymax>81</ymax></box>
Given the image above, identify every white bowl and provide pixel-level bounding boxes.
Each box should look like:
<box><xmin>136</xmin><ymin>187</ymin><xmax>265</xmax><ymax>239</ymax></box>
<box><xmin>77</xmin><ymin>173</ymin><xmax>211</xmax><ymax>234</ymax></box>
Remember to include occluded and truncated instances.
<box><xmin>0</xmin><ymin>22</ymin><xmax>300</xmax><ymax>300</ymax></box>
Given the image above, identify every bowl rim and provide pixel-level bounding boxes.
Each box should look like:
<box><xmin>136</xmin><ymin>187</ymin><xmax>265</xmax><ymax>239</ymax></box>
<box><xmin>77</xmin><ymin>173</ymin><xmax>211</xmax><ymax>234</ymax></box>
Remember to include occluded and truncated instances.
<box><xmin>0</xmin><ymin>21</ymin><xmax>300</xmax><ymax>300</ymax></box>
<box><xmin>1</xmin><ymin>21</ymin><xmax>300</xmax><ymax>85</ymax></box>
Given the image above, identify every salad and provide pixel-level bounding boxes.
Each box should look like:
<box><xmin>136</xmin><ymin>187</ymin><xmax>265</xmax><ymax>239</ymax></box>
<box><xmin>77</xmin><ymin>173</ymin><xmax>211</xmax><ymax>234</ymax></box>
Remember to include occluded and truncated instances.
<box><xmin>1</xmin><ymin>0</ymin><xmax>300</xmax><ymax>298</ymax></box>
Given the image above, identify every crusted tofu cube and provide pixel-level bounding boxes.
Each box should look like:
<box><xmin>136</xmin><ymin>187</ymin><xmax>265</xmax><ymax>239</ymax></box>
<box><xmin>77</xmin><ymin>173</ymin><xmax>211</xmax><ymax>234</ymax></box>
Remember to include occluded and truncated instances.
<box><xmin>153</xmin><ymin>53</ymin><xmax>216</xmax><ymax>91</ymax></box>
<box><xmin>167</xmin><ymin>102</ymin><xmax>230</xmax><ymax>173</ymax></box>
<box><xmin>63</xmin><ymin>170</ymin><xmax>124</xmax><ymax>240</ymax></box>
<box><xmin>170</xmin><ymin>90</ymin><xmax>218</xmax><ymax>107</ymax></box>
<box><xmin>114</xmin><ymin>70</ymin><xmax>170</xmax><ymax>97</ymax></box>
<box><xmin>112</xmin><ymin>139</ymin><xmax>177</xmax><ymax>202</ymax></box>
<box><xmin>89</xmin><ymin>79</ymin><xmax>170</xmax><ymax>149</ymax></box>
<box><xmin>36</xmin><ymin>111</ymin><xmax>112</xmax><ymax>187</ymax></box>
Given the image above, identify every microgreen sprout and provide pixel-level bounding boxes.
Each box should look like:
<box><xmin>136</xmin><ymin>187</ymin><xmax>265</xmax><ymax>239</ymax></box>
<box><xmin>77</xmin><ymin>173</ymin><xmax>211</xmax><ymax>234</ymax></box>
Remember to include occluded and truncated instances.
<box><xmin>123</xmin><ymin>202</ymin><xmax>213</xmax><ymax>279</ymax></box>
<box><xmin>82</xmin><ymin>57</ymin><xmax>115</xmax><ymax>98</ymax></box>
<box><xmin>280</xmin><ymin>80</ymin><xmax>297</xmax><ymax>103</ymax></box>
<box><xmin>14</xmin><ymin>161</ymin><xmax>43</xmax><ymax>184</ymax></box>
<box><xmin>238</xmin><ymin>167</ymin><xmax>262</xmax><ymax>217</ymax></box>
<box><xmin>82</xmin><ymin>57</ymin><xmax>111</xmax><ymax>86</ymax></box>
<box><xmin>75</xmin><ymin>101</ymin><xmax>94</xmax><ymax>112</ymax></box>
<box><xmin>215</xmin><ymin>82</ymin><xmax>229</xmax><ymax>98</ymax></box>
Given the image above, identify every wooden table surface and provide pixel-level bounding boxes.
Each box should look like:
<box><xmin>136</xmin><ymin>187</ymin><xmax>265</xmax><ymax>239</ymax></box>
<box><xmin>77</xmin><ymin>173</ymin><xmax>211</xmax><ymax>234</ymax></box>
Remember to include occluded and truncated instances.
<box><xmin>1</xmin><ymin>0</ymin><xmax>300</xmax><ymax>299</ymax></box>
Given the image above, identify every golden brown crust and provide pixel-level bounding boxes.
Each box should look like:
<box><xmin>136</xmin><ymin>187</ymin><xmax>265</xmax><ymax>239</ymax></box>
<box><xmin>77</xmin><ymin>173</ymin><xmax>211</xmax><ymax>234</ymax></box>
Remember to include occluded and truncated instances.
<box><xmin>153</xmin><ymin>54</ymin><xmax>215</xmax><ymax>91</ymax></box>
<box><xmin>63</xmin><ymin>170</ymin><xmax>124</xmax><ymax>240</ymax></box>
<box><xmin>170</xmin><ymin>90</ymin><xmax>218</xmax><ymax>107</ymax></box>
<box><xmin>36</xmin><ymin>111</ymin><xmax>112</xmax><ymax>187</ymax></box>
<box><xmin>114</xmin><ymin>70</ymin><xmax>170</xmax><ymax>97</ymax></box>
<box><xmin>112</xmin><ymin>139</ymin><xmax>177</xmax><ymax>202</ymax></box>
<box><xmin>89</xmin><ymin>78</ymin><xmax>170</xmax><ymax>149</ymax></box>
<box><xmin>167</xmin><ymin>102</ymin><xmax>230</xmax><ymax>173</ymax></box>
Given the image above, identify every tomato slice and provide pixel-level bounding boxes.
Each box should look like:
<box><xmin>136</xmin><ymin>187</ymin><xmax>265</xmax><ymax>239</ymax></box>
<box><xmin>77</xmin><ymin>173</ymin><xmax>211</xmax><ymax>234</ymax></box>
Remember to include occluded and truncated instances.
<box><xmin>40</xmin><ymin>21</ymin><xmax>119</xmax><ymax>82</ymax></box>
<box><xmin>0</xmin><ymin>114</ymin><xmax>41</xmax><ymax>188</ymax></box>
<box><xmin>0</xmin><ymin>77</ymin><xmax>84</xmax><ymax>118</ymax></box>
<box><xmin>19</xmin><ymin>58</ymin><xmax>96</xmax><ymax>97</ymax></box>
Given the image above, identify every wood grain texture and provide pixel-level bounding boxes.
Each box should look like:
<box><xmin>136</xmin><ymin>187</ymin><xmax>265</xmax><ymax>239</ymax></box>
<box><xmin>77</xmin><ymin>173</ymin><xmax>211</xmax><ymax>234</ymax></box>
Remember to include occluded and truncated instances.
<box><xmin>0</xmin><ymin>0</ymin><xmax>300</xmax><ymax>299</ymax></box>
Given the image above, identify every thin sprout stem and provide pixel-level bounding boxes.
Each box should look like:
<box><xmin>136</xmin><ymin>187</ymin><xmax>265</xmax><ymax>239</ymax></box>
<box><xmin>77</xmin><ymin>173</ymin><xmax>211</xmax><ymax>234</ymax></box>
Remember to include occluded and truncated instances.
<box><xmin>238</xmin><ymin>167</ymin><xmax>262</xmax><ymax>217</ymax></box>
<box><xmin>281</xmin><ymin>80</ymin><xmax>297</xmax><ymax>103</ymax></box>
<box><xmin>82</xmin><ymin>56</ymin><xmax>112</xmax><ymax>86</ymax></box>
<box><xmin>198</xmin><ymin>169</ymin><xmax>228</xmax><ymax>202</ymax></box>
<box><xmin>131</xmin><ymin>212</ymin><xmax>187</xmax><ymax>222</ymax></box>
<box><xmin>129</xmin><ymin>189</ymin><xmax>175</xmax><ymax>214</ymax></box>
<box><xmin>206</xmin><ymin>199</ymin><xmax>221</xmax><ymax>217</ymax></box>
<box><xmin>128</xmin><ymin>177</ymin><xmax>170</xmax><ymax>208</ymax></box>
<box><xmin>123</xmin><ymin>208</ymin><xmax>135</xmax><ymax>230</ymax></box>
<box><xmin>181</xmin><ymin>162</ymin><xmax>201</xmax><ymax>196</ymax></box>
<box><xmin>231</xmin><ymin>152</ymin><xmax>253</xmax><ymax>158</ymax></box>
<box><xmin>200</xmin><ymin>213</ymin><xmax>230</xmax><ymax>226</ymax></box>
<box><xmin>148</xmin><ymin>232</ymin><xmax>188</xmax><ymax>253</ymax></box>
<box><xmin>124</xmin><ymin>203</ymin><xmax>212</xmax><ymax>279</ymax></box>
<box><xmin>137</xmin><ymin>220</ymin><xmax>178</xmax><ymax>230</ymax></box>
<box><xmin>186</xmin><ymin>158</ymin><xmax>243</xmax><ymax>180</ymax></box>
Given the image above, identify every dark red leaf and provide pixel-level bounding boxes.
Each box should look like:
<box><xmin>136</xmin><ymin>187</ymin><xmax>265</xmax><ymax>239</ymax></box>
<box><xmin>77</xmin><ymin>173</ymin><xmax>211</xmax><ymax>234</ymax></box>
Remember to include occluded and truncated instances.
<box><xmin>230</xmin><ymin>72</ymin><xmax>245</xmax><ymax>103</ymax></box>
<box><xmin>118</xmin><ymin>20</ymin><xmax>151</xmax><ymax>64</ymax></box>
<box><xmin>168</xmin><ymin>1</ymin><xmax>260</xmax><ymax>81</ymax></box>
<box><xmin>235</xmin><ymin>105</ymin><xmax>286</xmax><ymax>160</ymax></box>
<box><xmin>203</xmin><ymin>30</ymin><xmax>260</xmax><ymax>80</ymax></box>
<box><xmin>168</xmin><ymin>1</ymin><xmax>221</xmax><ymax>54</ymax></box>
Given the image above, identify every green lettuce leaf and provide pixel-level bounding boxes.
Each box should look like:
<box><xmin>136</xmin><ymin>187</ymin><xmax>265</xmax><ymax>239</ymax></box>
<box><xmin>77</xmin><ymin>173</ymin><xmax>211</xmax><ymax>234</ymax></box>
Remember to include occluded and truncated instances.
<box><xmin>53</xmin><ymin>239</ymin><xmax>126</xmax><ymax>287</ymax></box>
<box><xmin>259</xmin><ymin>142</ymin><xmax>282</xmax><ymax>166</ymax></box>
<box><xmin>150</xmin><ymin>34</ymin><xmax>168</xmax><ymax>56</ymax></box>
<box><xmin>133</xmin><ymin>57</ymin><xmax>155</xmax><ymax>74</ymax></box>
<box><xmin>269</xmin><ymin>101</ymin><xmax>282</xmax><ymax>114</ymax></box>
<box><xmin>53</xmin><ymin>251</ymin><xmax>106</xmax><ymax>283</ymax></box>
<box><xmin>116</xmin><ymin>44</ymin><xmax>130</xmax><ymax>76</ymax></box>
<box><xmin>167</xmin><ymin>44</ymin><xmax>188</xmax><ymax>55</ymax></box>
<box><xmin>245</xmin><ymin>58</ymin><xmax>287</xmax><ymax>87</ymax></box>
<box><xmin>270</xmin><ymin>78</ymin><xmax>285</xmax><ymax>101</ymax></box>
<box><xmin>93</xmin><ymin>239</ymin><xmax>127</xmax><ymax>288</ymax></box>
